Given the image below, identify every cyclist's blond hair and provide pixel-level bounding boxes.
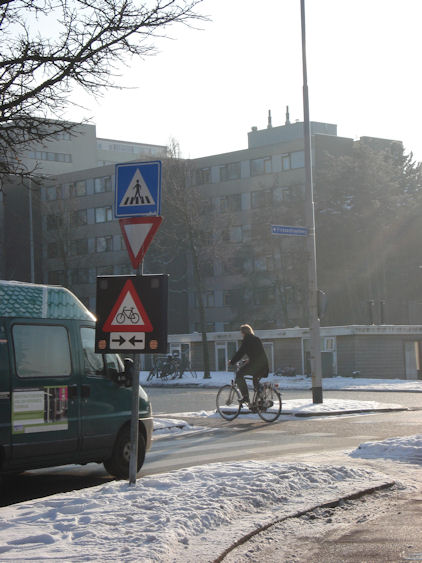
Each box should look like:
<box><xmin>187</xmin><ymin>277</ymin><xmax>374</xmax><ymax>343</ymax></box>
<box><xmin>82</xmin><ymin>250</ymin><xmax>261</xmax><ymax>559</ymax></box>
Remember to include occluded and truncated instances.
<box><xmin>240</xmin><ymin>324</ymin><xmax>254</xmax><ymax>335</ymax></box>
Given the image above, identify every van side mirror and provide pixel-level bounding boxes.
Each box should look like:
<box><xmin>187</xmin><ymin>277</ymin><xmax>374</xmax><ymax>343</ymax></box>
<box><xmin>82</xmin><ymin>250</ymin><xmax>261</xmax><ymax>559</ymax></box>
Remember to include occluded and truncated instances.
<box><xmin>123</xmin><ymin>358</ymin><xmax>135</xmax><ymax>387</ymax></box>
<box><xmin>108</xmin><ymin>358</ymin><xmax>133</xmax><ymax>387</ymax></box>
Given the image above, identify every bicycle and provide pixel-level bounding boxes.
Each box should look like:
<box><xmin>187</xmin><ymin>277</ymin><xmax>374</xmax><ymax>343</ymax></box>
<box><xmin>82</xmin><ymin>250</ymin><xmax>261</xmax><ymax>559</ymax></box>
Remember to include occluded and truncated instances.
<box><xmin>216</xmin><ymin>372</ymin><xmax>282</xmax><ymax>422</ymax></box>
<box><xmin>116</xmin><ymin>306</ymin><xmax>139</xmax><ymax>324</ymax></box>
<box><xmin>147</xmin><ymin>356</ymin><xmax>172</xmax><ymax>381</ymax></box>
<box><xmin>174</xmin><ymin>353</ymin><xmax>197</xmax><ymax>379</ymax></box>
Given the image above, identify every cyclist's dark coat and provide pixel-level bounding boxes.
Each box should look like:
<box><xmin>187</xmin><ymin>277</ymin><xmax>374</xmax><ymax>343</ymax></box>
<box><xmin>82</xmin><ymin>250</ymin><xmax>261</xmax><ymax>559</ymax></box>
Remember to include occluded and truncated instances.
<box><xmin>230</xmin><ymin>333</ymin><xmax>269</xmax><ymax>377</ymax></box>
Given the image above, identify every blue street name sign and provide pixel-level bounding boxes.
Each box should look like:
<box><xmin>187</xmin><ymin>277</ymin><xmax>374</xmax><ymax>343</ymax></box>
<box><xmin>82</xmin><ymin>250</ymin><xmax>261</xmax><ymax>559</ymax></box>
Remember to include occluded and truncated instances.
<box><xmin>271</xmin><ymin>225</ymin><xmax>309</xmax><ymax>237</ymax></box>
<box><xmin>115</xmin><ymin>160</ymin><xmax>162</xmax><ymax>218</ymax></box>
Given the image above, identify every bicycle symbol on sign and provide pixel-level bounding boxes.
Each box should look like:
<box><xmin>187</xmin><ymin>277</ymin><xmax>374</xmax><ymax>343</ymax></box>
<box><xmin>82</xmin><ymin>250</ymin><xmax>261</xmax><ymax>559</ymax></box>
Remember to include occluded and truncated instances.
<box><xmin>116</xmin><ymin>307</ymin><xmax>140</xmax><ymax>324</ymax></box>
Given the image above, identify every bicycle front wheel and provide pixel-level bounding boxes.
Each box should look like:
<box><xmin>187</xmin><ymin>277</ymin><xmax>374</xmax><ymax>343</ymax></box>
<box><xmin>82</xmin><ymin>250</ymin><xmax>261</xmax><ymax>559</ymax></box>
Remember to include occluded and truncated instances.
<box><xmin>257</xmin><ymin>386</ymin><xmax>282</xmax><ymax>422</ymax></box>
<box><xmin>216</xmin><ymin>385</ymin><xmax>241</xmax><ymax>421</ymax></box>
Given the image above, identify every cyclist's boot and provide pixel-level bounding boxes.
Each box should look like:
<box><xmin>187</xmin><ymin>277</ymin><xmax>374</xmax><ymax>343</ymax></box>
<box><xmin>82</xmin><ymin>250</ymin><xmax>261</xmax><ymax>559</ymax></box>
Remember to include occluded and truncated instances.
<box><xmin>239</xmin><ymin>396</ymin><xmax>250</xmax><ymax>407</ymax></box>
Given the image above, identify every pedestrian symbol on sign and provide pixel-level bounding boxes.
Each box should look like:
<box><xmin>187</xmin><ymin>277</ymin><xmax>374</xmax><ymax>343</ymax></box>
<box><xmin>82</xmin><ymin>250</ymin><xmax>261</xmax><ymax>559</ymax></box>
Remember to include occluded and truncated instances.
<box><xmin>121</xmin><ymin>169</ymin><xmax>155</xmax><ymax>207</ymax></box>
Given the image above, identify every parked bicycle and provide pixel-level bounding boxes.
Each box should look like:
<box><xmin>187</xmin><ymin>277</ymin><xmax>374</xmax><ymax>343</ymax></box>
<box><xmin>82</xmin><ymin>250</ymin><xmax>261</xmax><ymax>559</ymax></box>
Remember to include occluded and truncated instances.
<box><xmin>216</xmin><ymin>370</ymin><xmax>282</xmax><ymax>422</ymax></box>
<box><xmin>146</xmin><ymin>353</ymin><xmax>197</xmax><ymax>381</ymax></box>
<box><xmin>146</xmin><ymin>356</ymin><xmax>174</xmax><ymax>381</ymax></box>
<box><xmin>273</xmin><ymin>365</ymin><xmax>296</xmax><ymax>377</ymax></box>
<box><xmin>176</xmin><ymin>353</ymin><xmax>197</xmax><ymax>379</ymax></box>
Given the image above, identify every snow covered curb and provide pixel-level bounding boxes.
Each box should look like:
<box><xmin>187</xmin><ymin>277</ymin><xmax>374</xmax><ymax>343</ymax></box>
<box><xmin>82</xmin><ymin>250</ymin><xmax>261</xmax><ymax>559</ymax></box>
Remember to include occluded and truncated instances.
<box><xmin>153</xmin><ymin>397</ymin><xmax>408</xmax><ymax>436</ymax></box>
<box><xmin>0</xmin><ymin>461</ymin><xmax>396</xmax><ymax>562</ymax></box>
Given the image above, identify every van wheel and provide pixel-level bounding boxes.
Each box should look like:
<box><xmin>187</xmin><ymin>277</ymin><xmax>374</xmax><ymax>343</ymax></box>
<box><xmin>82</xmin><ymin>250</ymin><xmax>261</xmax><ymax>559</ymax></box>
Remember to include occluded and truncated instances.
<box><xmin>103</xmin><ymin>426</ymin><xmax>146</xmax><ymax>479</ymax></box>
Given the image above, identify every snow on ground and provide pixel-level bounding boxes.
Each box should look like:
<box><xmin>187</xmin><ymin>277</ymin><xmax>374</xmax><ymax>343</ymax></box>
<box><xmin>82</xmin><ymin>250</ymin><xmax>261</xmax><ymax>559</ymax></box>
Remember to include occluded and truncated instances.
<box><xmin>154</xmin><ymin>397</ymin><xmax>405</xmax><ymax>433</ymax></box>
<box><xmin>140</xmin><ymin>370</ymin><xmax>422</xmax><ymax>392</ymax></box>
<box><xmin>0</xmin><ymin>458</ymin><xmax>407</xmax><ymax>562</ymax></box>
<box><xmin>0</xmin><ymin>436</ymin><xmax>421</xmax><ymax>562</ymax></box>
<box><xmin>0</xmin><ymin>377</ymin><xmax>421</xmax><ymax>562</ymax></box>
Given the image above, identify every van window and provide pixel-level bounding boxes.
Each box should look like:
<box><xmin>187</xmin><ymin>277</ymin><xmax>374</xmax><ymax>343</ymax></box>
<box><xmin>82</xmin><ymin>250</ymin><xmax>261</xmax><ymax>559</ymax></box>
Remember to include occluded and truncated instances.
<box><xmin>105</xmin><ymin>353</ymin><xmax>124</xmax><ymax>373</ymax></box>
<box><xmin>81</xmin><ymin>327</ymin><xmax>105</xmax><ymax>375</ymax></box>
<box><xmin>13</xmin><ymin>324</ymin><xmax>71</xmax><ymax>378</ymax></box>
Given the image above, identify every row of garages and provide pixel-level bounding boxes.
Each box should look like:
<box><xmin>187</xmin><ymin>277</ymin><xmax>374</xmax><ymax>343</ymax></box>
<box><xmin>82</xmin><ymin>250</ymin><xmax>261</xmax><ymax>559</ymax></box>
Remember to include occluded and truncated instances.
<box><xmin>160</xmin><ymin>325</ymin><xmax>422</xmax><ymax>380</ymax></box>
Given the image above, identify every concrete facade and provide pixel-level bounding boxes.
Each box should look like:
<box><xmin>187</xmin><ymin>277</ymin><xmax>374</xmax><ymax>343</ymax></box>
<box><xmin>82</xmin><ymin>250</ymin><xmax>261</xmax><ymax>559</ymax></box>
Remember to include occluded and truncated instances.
<box><xmin>167</xmin><ymin>325</ymin><xmax>422</xmax><ymax>380</ymax></box>
<box><xmin>21</xmin><ymin>122</ymin><xmax>167</xmax><ymax>176</ymax></box>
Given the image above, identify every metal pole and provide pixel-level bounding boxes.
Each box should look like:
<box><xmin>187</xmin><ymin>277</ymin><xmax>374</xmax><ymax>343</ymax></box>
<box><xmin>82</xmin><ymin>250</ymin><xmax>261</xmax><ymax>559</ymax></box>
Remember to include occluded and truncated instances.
<box><xmin>300</xmin><ymin>0</ymin><xmax>323</xmax><ymax>403</ymax></box>
<box><xmin>28</xmin><ymin>178</ymin><xmax>35</xmax><ymax>283</ymax></box>
<box><xmin>128</xmin><ymin>264</ymin><xmax>142</xmax><ymax>485</ymax></box>
<box><xmin>128</xmin><ymin>357</ymin><xmax>140</xmax><ymax>485</ymax></box>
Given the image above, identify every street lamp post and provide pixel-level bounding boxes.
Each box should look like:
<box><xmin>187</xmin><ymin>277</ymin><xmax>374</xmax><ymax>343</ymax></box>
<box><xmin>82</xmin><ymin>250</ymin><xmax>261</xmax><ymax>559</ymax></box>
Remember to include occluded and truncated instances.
<box><xmin>300</xmin><ymin>0</ymin><xmax>323</xmax><ymax>403</ymax></box>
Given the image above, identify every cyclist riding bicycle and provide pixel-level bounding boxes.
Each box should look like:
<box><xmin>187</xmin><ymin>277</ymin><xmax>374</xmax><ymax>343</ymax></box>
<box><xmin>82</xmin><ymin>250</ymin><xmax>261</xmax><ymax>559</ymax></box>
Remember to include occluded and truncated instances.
<box><xmin>227</xmin><ymin>324</ymin><xmax>269</xmax><ymax>406</ymax></box>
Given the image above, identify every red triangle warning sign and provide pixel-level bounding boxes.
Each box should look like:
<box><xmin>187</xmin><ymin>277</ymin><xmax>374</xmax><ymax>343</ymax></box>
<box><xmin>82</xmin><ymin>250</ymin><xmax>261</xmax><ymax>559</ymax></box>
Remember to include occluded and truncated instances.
<box><xmin>102</xmin><ymin>280</ymin><xmax>153</xmax><ymax>333</ymax></box>
<box><xmin>119</xmin><ymin>216</ymin><xmax>162</xmax><ymax>269</ymax></box>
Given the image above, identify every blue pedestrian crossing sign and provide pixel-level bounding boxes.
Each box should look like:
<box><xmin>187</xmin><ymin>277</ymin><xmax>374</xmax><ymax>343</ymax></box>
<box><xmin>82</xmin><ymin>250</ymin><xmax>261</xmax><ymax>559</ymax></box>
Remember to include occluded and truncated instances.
<box><xmin>115</xmin><ymin>160</ymin><xmax>162</xmax><ymax>218</ymax></box>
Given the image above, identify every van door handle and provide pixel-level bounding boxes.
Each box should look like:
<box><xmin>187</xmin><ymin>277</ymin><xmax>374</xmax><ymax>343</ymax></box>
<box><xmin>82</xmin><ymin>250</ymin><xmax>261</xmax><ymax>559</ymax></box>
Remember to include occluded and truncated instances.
<box><xmin>68</xmin><ymin>385</ymin><xmax>78</xmax><ymax>400</ymax></box>
<box><xmin>81</xmin><ymin>384</ymin><xmax>90</xmax><ymax>399</ymax></box>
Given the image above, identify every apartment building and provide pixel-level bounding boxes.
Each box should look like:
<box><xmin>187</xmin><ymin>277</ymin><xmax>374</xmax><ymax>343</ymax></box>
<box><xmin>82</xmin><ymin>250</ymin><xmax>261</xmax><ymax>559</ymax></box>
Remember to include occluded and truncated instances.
<box><xmin>21</xmin><ymin>122</ymin><xmax>167</xmax><ymax>175</ymax></box>
<box><xmin>0</xmin><ymin>123</ymin><xmax>167</xmax><ymax>282</ymax></box>
<box><xmin>35</xmin><ymin>118</ymin><xmax>357</xmax><ymax>334</ymax></box>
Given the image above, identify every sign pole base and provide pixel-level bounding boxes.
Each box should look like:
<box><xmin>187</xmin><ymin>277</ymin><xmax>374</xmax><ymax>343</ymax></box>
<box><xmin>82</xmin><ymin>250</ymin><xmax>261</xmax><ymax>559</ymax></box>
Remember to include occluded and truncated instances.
<box><xmin>128</xmin><ymin>358</ymin><xmax>140</xmax><ymax>485</ymax></box>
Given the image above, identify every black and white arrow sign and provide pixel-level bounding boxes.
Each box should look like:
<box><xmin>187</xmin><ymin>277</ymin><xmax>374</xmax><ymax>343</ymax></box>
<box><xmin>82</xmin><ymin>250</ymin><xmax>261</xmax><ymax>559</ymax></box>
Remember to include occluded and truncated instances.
<box><xmin>110</xmin><ymin>332</ymin><xmax>145</xmax><ymax>350</ymax></box>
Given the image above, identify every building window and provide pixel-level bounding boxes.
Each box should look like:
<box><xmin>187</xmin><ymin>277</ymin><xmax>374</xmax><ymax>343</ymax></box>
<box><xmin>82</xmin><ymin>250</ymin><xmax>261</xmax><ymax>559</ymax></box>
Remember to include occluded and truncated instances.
<box><xmin>69</xmin><ymin>238</ymin><xmax>88</xmax><ymax>256</ymax></box>
<box><xmin>206</xmin><ymin>291</ymin><xmax>214</xmax><ymax>307</ymax></box>
<box><xmin>95</xmin><ymin>206</ymin><xmax>113</xmax><ymax>223</ymax></box>
<box><xmin>70</xmin><ymin>180</ymin><xmax>87</xmax><ymax>198</ymax></box>
<box><xmin>94</xmin><ymin>176</ymin><xmax>112</xmax><ymax>193</ymax></box>
<box><xmin>251</xmin><ymin>189</ymin><xmax>272</xmax><ymax>208</ymax></box>
<box><xmin>71</xmin><ymin>268</ymin><xmax>90</xmax><ymax>284</ymax></box>
<box><xmin>96</xmin><ymin>265</ymin><xmax>114</xmax><ymax>276</ymax></box>
<box><xmin>219</xmin><ymin>162</ymin><xmax>241</xmax><ymax>182</ymax></box>
<box><xmin>119</xmin><ymin>263</ymin><xmax>133</xmax><ymax>275</ymax></box>
<box><xmin>46</xmin><ymin>214</ymin><xmax>63</xmax><ymax>231</ymax></box>
<box><xmin>291</xmin><ymin>150</ymin><xmax>305</xmax><ymax>169</ymax></box>
<box><xmin>250</xmin><ymin>157</ymin><xmax>272</xmax><ymax>177</ymax></box>
<box><xmin>281</xmin><ymin>154</ymin><xmax>291</xmax><ymax>170</ymax></box>
<box><xmin>254</xmin><ymin>287</ymin><xmax>275</xmax><ymax>305</ymax></box>
<box><xmin>201</xmin><ymin>261</ymin><xmax>214</xmax><ymax>277</ymax></box>
<box><xmin>70</xmin><ymin>209</ymin><xmax>87</xmax><ymax>227</ymax></box>
<box><xmin>28</xmin><ymin>150</ymin><xmax>72</xmax><ymax>163</ymax></box>
<box><xmin>96</xmin><ymin>235</ymin><xmax>113</xmax><ymax>253</ymax></box>
<box><xmin>48</xmin><ymin>270</ymin><xmax>65</xmax><ymax>285</ymax></box>
<box><xmin>47</xmin><ymin>242</ymin><xmax>60</xmax><ymax>258</ymax></box>
<box><xmin>273</xmin><ymin>186</ymin><xmax>292</xmax><ymax>202</ymax></box>
<box><xmin>217</xmin><ymin>196</ymin><xmax>228</xmax><ymax>212</ymax></box>
<box><xmin>46</xmin><ymin>186</ymin><xmax>62</xmax><ymax>201</ymax></box>
<box><xmin>229</xmin><ymin>226</ymin><xmax>242</xmax><ymax>243</ymax></box>
<box><xmin>194</xmin><ymin>167</ymin><xmax>211</xmax><ymax>185</ymax></box>
<box><xmin>228</xmin><ymin>194</ymin><xmax>241</xmax><ymax>211</ymax></box>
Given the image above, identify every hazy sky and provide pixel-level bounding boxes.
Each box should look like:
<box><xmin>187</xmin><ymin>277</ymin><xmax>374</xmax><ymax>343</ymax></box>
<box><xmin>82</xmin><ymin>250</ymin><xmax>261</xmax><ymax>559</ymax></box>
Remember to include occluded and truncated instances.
<box><xmin>71</xmin><ymin>0</ymin><xmax>422</xmax><ymax>161</ymax></box>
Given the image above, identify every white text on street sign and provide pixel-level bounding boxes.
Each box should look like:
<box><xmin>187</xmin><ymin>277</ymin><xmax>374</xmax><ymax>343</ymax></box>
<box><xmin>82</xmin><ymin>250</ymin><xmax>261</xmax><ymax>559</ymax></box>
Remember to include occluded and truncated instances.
<box><xmin>271</xmin><ymin>225</ymin><xmax>308</xmax><ymax>237</ymax></box>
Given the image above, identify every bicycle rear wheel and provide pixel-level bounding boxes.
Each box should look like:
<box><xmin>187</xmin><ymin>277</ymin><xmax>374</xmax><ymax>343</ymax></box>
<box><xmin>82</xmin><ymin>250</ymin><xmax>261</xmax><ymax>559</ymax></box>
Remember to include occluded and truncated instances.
<box><xmin>257</xmin><ymin>386</ymin><xmax>282</xmax><ymax>422</ymax></box>
<box><xmin>216</xmin><ymin>385</ymin><xmax>242</xmax><ymax>421</ymax></box>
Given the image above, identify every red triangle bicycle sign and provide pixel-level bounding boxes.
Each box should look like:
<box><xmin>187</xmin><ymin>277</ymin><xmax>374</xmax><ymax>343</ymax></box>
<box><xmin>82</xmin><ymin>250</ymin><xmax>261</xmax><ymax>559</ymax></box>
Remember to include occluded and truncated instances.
<box><xmin>102</xmin><ymin>279</ymin><xmax>153</xmax><ymax>333</ymax></box>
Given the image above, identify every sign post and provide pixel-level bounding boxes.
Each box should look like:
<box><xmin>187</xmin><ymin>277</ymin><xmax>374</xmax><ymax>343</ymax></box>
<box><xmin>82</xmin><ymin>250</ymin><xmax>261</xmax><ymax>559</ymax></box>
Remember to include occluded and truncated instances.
<box><xmin>95</xmin><ymin>159</ymin><xmax>164</xmax><ymax>485</ymax></box>
<box><xmin>300</xmin><ymin>0</ymin><xmax>323</xmax><ymax>404</ymax></box>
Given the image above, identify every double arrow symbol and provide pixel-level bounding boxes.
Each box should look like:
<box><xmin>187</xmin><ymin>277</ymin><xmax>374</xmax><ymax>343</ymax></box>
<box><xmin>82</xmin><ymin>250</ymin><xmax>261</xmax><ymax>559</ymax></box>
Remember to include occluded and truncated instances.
<box><xmin>110</xmin><ymin>333</ymin><xmax>145</xmax><ymax>350</ymax></box>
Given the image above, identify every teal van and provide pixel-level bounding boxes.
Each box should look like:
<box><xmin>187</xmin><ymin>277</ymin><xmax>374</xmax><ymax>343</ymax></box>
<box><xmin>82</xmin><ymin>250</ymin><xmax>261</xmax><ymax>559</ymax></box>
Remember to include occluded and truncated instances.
<box><xmin>0</xmin><ymin>280</ymin><xmax>153</xmax><ymax>479</ymax></box>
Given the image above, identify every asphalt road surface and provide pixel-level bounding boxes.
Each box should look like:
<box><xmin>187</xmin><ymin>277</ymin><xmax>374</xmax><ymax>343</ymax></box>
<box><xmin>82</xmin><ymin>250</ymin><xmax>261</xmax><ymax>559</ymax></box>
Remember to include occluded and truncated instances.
<box><xmin>1</xmin><ymin>389</ymin><xmax>421</xmax><ymax>507</ymax></box>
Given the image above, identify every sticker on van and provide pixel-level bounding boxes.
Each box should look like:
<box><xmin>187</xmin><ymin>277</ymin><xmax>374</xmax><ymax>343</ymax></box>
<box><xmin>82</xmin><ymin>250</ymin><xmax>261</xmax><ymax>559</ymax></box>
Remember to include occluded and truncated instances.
<box><xmin>12</xmin><ymin>386</ymin><xmax>68</xmax><ymax>434</ymax></box>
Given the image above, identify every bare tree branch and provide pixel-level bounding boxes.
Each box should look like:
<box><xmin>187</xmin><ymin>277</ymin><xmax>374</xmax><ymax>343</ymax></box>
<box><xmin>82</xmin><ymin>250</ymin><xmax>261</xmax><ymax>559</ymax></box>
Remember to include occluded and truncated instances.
<box><xmin>0</xmin><ymin>0</ymin><xmax>206</xmax><ymax>181</ymax></box>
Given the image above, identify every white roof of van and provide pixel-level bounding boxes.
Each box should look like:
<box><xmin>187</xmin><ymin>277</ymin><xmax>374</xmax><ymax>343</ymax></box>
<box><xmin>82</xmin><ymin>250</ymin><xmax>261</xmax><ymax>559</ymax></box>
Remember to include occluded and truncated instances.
<box><xmin>0</xmin><ymin>280</ymin><xmax>96</xmax><ymax>321</ymax></box>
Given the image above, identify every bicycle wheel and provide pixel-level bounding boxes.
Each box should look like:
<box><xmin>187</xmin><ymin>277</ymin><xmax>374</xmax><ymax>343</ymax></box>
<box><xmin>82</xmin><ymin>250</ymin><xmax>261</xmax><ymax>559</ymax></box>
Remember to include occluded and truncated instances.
<box><xmin>257</xmin><ymin>386</ymin><xmax>282</xmax><ymax>422</ymax></box>
<box><xmin>116</xmin><ymin>312</ymin><xmax>125</xmax><ymax>324</ymax></box>
<box><xmin>216</xmin><ymin>385</ymin><xmax>242</xmax><ymax>421</ymax></box>
<box><xmin>190</xmin><ymin>368</ymin><xmax>197</xmax><ymax>379</ymax></box>
<box><xmin>146</xmin><ymin>368</ymin><xmax>156</xmax><ymax>381</ymax></box>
